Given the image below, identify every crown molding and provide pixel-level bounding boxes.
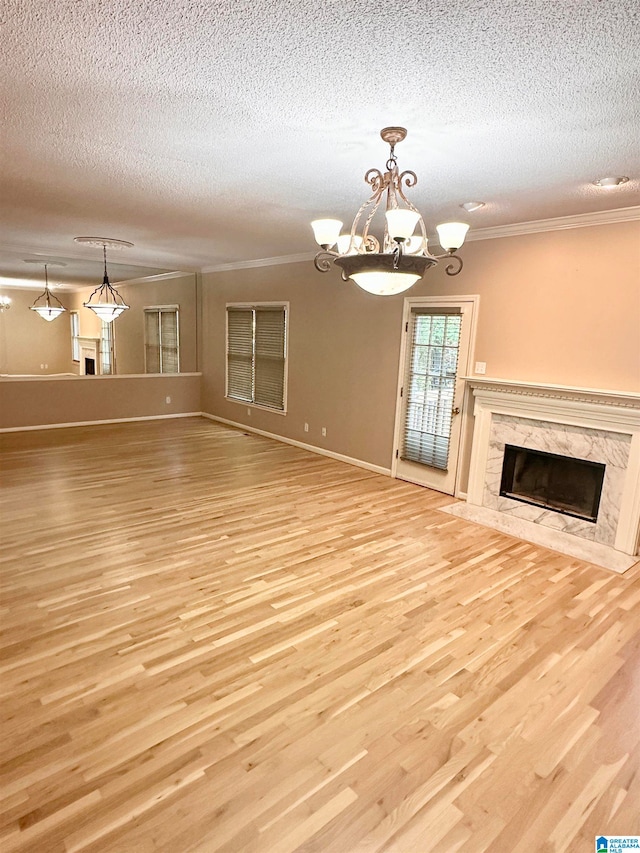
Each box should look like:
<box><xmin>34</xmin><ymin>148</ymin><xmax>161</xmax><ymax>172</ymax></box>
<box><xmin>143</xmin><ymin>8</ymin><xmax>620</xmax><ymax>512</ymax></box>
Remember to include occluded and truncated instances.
<box><xmin>466</xmin><ymin>206</ymin><xmax>640</xmax><ymax>242</ymax></box>
<box><xmin>0</xmin><ymin>269</ymin><xmax>193</xmax><ymax>292</ymax></box>
<box><xmin>201</xmin><ymin>252</ymin><xmax>314</xmax><ymax>274</ymax></box>
<box><xmin>116</xmin><ymin>271</ymin><xmax>194</xmax><ymax>287</ymax></box>
<box><xmin>200</xmin><ymin>207</ymin><xmax>640</xmax><ymax>273</ymax></box>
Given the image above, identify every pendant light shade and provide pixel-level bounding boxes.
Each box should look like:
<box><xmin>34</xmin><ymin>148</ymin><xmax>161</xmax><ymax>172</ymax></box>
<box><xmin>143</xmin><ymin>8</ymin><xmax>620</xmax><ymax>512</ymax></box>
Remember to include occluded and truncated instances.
<box><xmin>75</xmin><ymin>237</ymin><xmax>132</xmax><ymax>322</ymax></box>
<box><xmin>27</xmin><ymin>261</ymin><xmax>67</xmax><ymax>321</ymax></box>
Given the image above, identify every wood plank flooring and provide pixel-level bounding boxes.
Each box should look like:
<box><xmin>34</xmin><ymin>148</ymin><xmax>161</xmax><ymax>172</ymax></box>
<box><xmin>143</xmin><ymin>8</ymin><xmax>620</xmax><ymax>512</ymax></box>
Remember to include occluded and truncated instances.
<box><xmin>1</xmin><ymin>417</ymin><xmax>639</xmax><ymax>852</ymax></box>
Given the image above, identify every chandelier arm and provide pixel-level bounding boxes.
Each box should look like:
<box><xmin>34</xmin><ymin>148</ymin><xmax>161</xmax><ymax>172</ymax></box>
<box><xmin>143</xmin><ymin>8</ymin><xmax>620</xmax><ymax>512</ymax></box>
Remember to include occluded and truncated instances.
<box><xmin>398</xmin><ymin>169</ymin><xmax>418</xmax><ymax>189</ymax></box>
<box><xmin>84</xmin><ymin>282</ymin><xmax>106</xmax><ymax>303</ymax></box>
<box><xmin>431</xmin><ymin>253</ymin><xmax>464</xmax><ymax>276</ymax></box>
<box><xmin>35</xmin><ymin>287</ymin><xmax>66</xmax><ymax>309</ymax></box>
<box><xmin>357</xmin><ymin>191</ymin><xmax>386</xmax><ymax>250</ymax></box>
<box><xmin>364</xmin><ymin>169</ymin><xmax>385</xmax><ymax>192</ymax></box>
<box><xmin>104</xmin><ymin>281</ymin><xmax>128</xmax><ymax>304</ymax></box>
<box><xmin>314</xmin><ymin>250</ymin><xmax>337</xmax><ymax>273</ymax></box>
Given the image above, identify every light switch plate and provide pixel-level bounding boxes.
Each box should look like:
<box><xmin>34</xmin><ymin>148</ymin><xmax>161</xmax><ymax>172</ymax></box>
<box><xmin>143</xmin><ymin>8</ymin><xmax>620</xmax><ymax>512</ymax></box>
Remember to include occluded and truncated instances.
<box><xmin>475</xmin><ymin>361</ymin><xmax>487</xmax><ymax>374</ymax></box>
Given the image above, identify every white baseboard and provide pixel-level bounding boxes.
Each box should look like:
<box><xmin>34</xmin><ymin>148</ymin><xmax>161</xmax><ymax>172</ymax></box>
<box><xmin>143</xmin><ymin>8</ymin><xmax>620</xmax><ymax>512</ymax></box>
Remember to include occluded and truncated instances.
<box><xmin>0</xmin><ymin>412</ymin><xmax>203</xmax><ymax>433</ymax></box>
<box><xmin>202</xmin><ymin>412</ymin><xmax>392</xmax><ymax>477</ymax></box>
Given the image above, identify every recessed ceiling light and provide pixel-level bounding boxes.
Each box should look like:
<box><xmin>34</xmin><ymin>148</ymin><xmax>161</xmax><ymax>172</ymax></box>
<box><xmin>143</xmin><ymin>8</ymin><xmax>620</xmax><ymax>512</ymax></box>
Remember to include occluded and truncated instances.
<box><xmin>460</xmin><ymin>201</ymin><xmax>485</xmax><ymax>212</ymax></box>
<box><xmin>592</xmin><ymin>176</ymin><xmax>629</xmax><ymax>188</ymax></box>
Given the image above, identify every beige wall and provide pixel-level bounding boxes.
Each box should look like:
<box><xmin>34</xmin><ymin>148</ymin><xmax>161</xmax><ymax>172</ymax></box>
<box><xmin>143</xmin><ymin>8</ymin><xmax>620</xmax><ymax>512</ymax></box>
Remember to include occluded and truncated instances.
<box><xmin>200</xmin><ymin>220</ymin><xmax>640</xmax><ymax>472</ymax></box>
<box><xmin>0</xmin><ymin>288</ymin><xmax>73</xmax><ymax>375</ymax></box>
<box><xmin>0</xmin><ymin>374</ymin><xmax>201</xmax><ymax>430</ymax></box>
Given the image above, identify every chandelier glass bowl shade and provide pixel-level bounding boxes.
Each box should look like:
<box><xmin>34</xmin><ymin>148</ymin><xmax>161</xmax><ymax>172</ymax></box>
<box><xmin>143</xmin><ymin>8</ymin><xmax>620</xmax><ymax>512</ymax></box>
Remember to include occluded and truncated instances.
<box><xmin>75</xmin><ymin>237</ymin><xmax>133</xmax><ymax>322</ymax></box>
<box><xmin>27</xmin><ymin>261</ymin><xmax>67</xmax><ymax>321</ymax></box>
<box><xmin>311</xmin><ymin>127</ymin><xmax>470</xmax><ymax>296</ymax></box>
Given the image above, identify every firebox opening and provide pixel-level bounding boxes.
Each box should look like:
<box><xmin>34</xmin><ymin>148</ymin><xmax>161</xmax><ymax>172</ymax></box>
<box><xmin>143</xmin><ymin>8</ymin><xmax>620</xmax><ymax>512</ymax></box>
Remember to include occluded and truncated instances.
<box><xmin>499</xmin><ymin>444</ymin><xmax>606</xmax><ymax>523</ymax></box>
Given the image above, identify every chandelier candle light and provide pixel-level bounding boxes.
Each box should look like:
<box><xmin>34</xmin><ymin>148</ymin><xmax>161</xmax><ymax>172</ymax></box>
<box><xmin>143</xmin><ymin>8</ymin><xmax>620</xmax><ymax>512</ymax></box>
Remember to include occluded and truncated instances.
<box><xmin>28</xmin><ymin>261</ymin><xmax>67</xmax><ymax>321</ymax></box>
<box><xmin>75</xmin><ymin>237</ymin><xmax>133</xmax><ymax>322</ymax></box>
<box><xmin>312</xmin><ymin>127</ymin><xmax>470</xmax><ymax>296</ymax></box>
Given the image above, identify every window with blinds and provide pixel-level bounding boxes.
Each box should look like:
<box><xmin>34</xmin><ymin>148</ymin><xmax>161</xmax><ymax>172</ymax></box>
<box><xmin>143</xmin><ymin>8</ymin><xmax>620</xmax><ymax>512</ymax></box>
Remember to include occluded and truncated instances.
<box><xmin>226</xmin><ymin>305</ymin><xmax>287</xmax><ymax>411</ymax></box>
<box><xmin>401</xmin><ymin>308</ymin><xmax>462</xmax><ymax>470</ymax></box>
<box><xmin>70</xmin><ymin>311</ymin><xmax>80</xmax><ymax>362</ymax></box>
<box><xmin>100</xmin><ymin>320</ymin><xmax>115</xmax><ymax>375</ymax></box>
<box><xmin>144</xmin><ymin>306</ymin><xmax>180</xmax><ymax>374</ymax></box>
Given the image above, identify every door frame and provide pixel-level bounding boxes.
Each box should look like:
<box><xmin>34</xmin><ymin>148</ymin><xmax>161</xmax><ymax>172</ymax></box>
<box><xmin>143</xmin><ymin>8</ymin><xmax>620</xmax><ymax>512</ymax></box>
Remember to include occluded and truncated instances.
<box><xmin>391</xmin><ymin>294</ymin><xmax>480</xmax><ymax>498</ymax></box>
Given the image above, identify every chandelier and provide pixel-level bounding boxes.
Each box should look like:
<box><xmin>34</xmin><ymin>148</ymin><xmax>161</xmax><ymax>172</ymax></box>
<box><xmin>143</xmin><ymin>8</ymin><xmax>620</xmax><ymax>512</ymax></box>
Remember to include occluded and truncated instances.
<box><xmin>0</xmin><ymin>295</ymin><xmax>11</xmax><ymax>311</ymax></box>
<box><xmin>75</xmin><ymin>237</ymin><xmax>132</xmax><ymax>322</ymax></box>
<box><xmin>28</xmin><ymin>261</ymin><xmax>67</xmax><ymax>321</ymax></box>
<box><xmin>311</xmin><ymin>127</ymin><xmax>470</xmax><ymax>296</ymax></box>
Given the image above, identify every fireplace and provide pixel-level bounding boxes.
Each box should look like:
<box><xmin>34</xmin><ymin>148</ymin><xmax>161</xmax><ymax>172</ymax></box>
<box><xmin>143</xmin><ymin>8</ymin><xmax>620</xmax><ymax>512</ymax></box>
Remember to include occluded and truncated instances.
<box><xmin>79</xmin><ymin>337</ymin><xmax>100</xmax><ymax>376</ymax></box>
<box><xmin>499</xmin><ymin>444</ymin><xmax>605</xmax><ymax>522</ymax></box>
<box><xmin>441</xmin><ymin>378</ymin><xmax>640</xmax><ymax>573</ymax></box>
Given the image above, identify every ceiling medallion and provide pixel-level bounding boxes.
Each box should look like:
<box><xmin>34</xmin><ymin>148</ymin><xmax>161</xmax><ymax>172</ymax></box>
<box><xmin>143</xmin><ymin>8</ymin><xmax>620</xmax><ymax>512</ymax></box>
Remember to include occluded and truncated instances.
<box><xmin>74</xmin><ymin>237</ymin><xmax>133</xmax><ymax>322</ymax></box>
<box><xmin>26</xmin><ymin>260</ymin><xmax>67</xmax><ymax>321</ymax></box>
<box><xmin>311</xmin><ymin>127</ymin><xmax>470</xmax><ymax>296</ymax></box>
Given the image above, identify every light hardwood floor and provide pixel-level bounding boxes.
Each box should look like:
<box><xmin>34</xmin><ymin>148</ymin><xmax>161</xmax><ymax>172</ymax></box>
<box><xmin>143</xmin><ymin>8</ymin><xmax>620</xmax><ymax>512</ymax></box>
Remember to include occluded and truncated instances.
<box><xmin>1</xmin><ymin>417</ymin><xmax>639</xmax><ymax>852</ymax></box>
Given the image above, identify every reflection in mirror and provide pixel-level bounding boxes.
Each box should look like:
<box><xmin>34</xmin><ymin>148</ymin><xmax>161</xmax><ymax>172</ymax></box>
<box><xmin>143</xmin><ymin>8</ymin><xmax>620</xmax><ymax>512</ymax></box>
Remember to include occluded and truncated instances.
<box><xmin>0</xmin><ymin>270</ymin><xmax>198</xmax><ymax>377</ymax></box>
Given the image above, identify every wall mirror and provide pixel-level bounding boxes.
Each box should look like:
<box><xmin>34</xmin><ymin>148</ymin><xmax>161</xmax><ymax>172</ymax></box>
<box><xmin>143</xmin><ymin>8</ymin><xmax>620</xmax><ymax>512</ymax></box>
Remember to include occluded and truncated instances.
<box><xmin>0</xmin><ymin>250</ymin><xmax>198</xmax><ymax>377</ymax></box>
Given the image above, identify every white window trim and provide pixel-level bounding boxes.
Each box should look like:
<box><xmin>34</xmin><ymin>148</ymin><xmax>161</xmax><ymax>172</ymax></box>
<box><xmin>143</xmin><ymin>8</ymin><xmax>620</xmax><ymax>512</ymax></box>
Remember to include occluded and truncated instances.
<box><xmin>225</xmin><ymin>301</ymin><xmax>289</xmax><ymax>415</ymax></box>
<box><xmin>391</xmin><ymin>294</ymin><xmax>480</xmax><ymax>498</ymax></box>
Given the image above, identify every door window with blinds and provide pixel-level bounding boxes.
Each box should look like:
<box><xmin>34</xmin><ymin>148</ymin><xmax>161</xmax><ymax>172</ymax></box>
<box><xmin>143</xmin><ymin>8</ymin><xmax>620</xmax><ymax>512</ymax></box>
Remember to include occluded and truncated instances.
<box><xmin>226</xmin><ymin>304</ymin><xmax>287</xmax><ymax>411</ymax></box>
<box><xmin>401</xmin><ymin>308</ymin><xmax>462</xmax><ymax>470</ymax></box>
<box><xmin>144</xmin><ymin>306</ymin><xmax>180</xmax><ymax>374</ymax></box>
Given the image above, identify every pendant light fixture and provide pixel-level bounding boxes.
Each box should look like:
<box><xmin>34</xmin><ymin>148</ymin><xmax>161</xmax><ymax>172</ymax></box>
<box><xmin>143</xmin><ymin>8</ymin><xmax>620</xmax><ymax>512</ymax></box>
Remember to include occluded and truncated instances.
<box><xmin>311</xmin><ymin>127</ymin><xmax>470</xmax><ymax>296</ymax></box>
<box><xmin>27</xmin><ymin>261</ymin><xmax>67</xmax><ymax>321</ymax></box>
<box><xmin>75</xmin><ymin>237</ymin><xmax>133</xmax><ymax>322</ymax></box>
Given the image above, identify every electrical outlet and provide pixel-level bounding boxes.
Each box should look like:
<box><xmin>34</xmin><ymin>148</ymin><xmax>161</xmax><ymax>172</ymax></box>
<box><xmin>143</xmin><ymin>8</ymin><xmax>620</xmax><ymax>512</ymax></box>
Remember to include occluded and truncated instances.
<box><xmin>475</xmin><ymin>361</ymin><xmax>487</xmax><ymax>374</ymax></box>
<box><xmin>165</xmin><ymin>396</ymin><xmax>171</xmax><ymax>404</ymax></box>
<box><xmin>304</xmin><ymin>422</ymin><xmax>309</xmax><ymax>432</ymax></box>
<box><xmin>321</xmin><ymin>427</ymin><xmax>327</xmax><ymax>437</ymax></box>
<box><xmin>247</xmin><ymin>408</ymin><xmax>251</xmax><ymax>416</ymax></box>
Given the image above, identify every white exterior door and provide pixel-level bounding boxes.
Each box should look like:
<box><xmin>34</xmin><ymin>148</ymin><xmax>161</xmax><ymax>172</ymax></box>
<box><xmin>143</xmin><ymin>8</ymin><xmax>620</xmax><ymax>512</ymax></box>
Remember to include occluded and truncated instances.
<box><xmin>393</xmin><ymin>297</ymin><xmax>476</xmax><ymax>495</ymax></box>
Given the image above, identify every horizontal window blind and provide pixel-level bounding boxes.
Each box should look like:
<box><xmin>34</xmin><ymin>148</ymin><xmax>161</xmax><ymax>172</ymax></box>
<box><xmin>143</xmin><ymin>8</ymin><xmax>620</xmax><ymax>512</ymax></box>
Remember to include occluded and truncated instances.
<box><xmin>100</xmin><ymin>320</ymin><xmax>114</xmax><ymax>375</ymax></box>
<box><xmin>401</xmin><ymin>308</ymin><xmax>462</xmax><ymax>471</ymax></box>
<box><xmin>161</xmin><ymin>310</ymin><xmax>179</xmax><ymax>373</ymax></box>
<box><xmin>144</xmin><ymin>307</ymin><xmax>179</xmax><ymax>374</ymax></box>
<box><xmin>227</xmin><ymin>308</ymin><xmax>254</xmax><ymax>402</ymax></box>
<box><xmin>227</xmin><ymin>306</ymin><xmax>287</xmax><ymax>411</ymax></box>
<box><xmin>145</xmin><ymin>310</ymin><xmax>160</xmax><ymax>374</ymax></box>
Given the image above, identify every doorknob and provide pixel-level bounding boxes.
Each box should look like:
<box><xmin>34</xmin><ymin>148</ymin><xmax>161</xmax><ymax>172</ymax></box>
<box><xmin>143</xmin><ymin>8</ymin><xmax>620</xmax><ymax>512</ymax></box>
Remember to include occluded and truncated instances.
<box><xmin>452</xmin><ymin>406</ymin><xmax>460</xmax><ymax>416</ymax></box>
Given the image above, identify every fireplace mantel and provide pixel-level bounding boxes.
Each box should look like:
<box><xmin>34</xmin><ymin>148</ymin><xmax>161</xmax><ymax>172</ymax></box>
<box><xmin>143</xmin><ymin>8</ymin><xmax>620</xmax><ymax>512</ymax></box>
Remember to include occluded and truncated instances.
<box><xmin>455</xmin><ymin>378</ymin><xmax>640</xmax><ymax>571</ymax></box>
<box><xmin>464</xmin><ymin>377</ymin><xmax>640</xmax><ymax>424</ymax></box>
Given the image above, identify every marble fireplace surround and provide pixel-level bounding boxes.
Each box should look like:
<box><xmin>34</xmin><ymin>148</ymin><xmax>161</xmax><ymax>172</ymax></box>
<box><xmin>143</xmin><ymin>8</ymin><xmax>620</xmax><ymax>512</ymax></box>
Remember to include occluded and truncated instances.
<box><xmin>445</xmin><ymin>379</ymin><xmax>640</xmax><ymax>572</ymax></box>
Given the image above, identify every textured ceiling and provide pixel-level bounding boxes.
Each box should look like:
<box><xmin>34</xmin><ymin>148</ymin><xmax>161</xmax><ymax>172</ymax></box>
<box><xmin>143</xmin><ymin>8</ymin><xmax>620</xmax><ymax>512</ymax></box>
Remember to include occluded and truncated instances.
<box><xmin>1</xmin><ymin>0</ymin><xmax>639</xmax><ymax>282</ymax></box>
